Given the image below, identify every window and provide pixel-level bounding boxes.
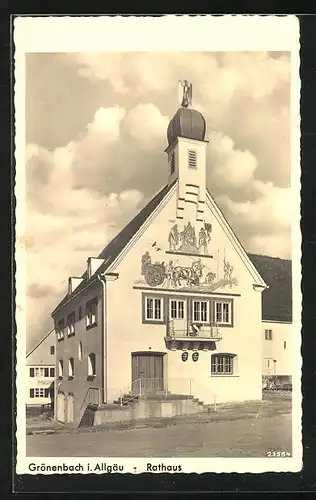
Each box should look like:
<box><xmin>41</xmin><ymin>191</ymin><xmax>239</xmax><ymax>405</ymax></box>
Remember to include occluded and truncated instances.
<box><xmin>193</xmin><ymin>300</ymin><xmax>208</xmax><ymax>322</ymax></box>
<box><xmin>50</xmin><ymin>345</ymin><xmax>55</xmax><ymax>355</ymax></box>
<box><xmin>211</xmin><ymin>354</ymin><xmax>236</xmax><ymax>375</ymax></box>
<box><xmin>265</xmin><ymin>329</ymin><xmax>273</xmax><ymax>340</ymax></box>
<box><xmin>44</xmin><ymin>367</ymin><xmax>49</xmax><ymax>377</ymax></box>
<box><xmin>49</xmin><ymin>367</ymin><xmax>55</xmax><ymax>377</ymax></box>
<box><xmin>31</xmin><ymin>367</ymin><xmax>45</xmax><ymax>377</ymax></box>
<box><xmin>58</xmin><ymin>360</ymin><xmax>64</xmax><ymax>378</ymax></box>
<box><xmin>145</xmin><ymin>296</ymin><xmax>163</xmax><ymax>321</ymax></box>
<box><xmin>30</xmin><ymin>388</ymin><xmax>49</xmax><ymax>398</ymax></box>
<box><xmin>86</xmin><ymin>298</ymin><xmax>98</xmax><ymax>328</ymax></box>
<box><xmin>79</xmin><ymin>306</ymin><xmax>82</xmax><ymax>320</ymax></box>
<box><xmin>68</xmin><ymin>358</ymin><xmax>74</xmax><ymax>378</ymax></box>
<box><xmin>78</xmin><ymin>341</ymin><xmax>83</xmax><ymax>361</ymax></box>
<box><xmin>57</xmin><ymin>319</ymin><xmax>65</xmax><ymax>340</ymax></box>
<box><xmin>188</xmin><ymin>149</ymin><xmax>197</xmax><ymax>169</ymax></box>
<box><xmin>215</xmin><ymin>302</ymin><xmax>231</xmax><ymax>324</ymax></box>
<box><xmin>170</xmin><ymin>299</ymin><xmax>185</xmax><ymax>319</ymax></box>
<box><xmin>67</xmin><ymin>311</ymin><xmax>76</xmax><ymax>336</ymax></box>
<box><xmin>88</xmin><ymin>353</ymin><xmax>96</xmax><ymax>377</ymax></box>
<box><xmin>169</xmin><ymin>152</ymin><xmax>175</xmax><ymax>175</ymax></box>
<box><xmin>284</xmin><ymin>341</ymin><xmax>287</xmax><ymax>349</ymax></box>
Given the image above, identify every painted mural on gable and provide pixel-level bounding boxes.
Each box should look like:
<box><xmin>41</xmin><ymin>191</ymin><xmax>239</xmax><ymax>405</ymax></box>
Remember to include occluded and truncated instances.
<box><xmin>168</xmin><ymin>221</ymin><xmax>212</xmax><ymax>255</ymax></box>
<box><xmin>135</xmin><ymin>219</ymin><xmax>238</xmax><ymax>292</ymax></box>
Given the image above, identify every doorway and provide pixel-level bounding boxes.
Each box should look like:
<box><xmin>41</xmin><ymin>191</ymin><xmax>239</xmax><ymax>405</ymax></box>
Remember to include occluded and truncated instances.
<box><xmin>67</xmin><ymin>393</ymin><xmax>74</xmax><ymax>423</ymax></box>
<box><xmin>56</xmin><ymin>392</ymin><xmax>66</xmax><ymax>422</ymax></box>
<box><xmin>131</xmin><ymin>352</ymin><xmax>165</xmax><ymax>394</ymax></box>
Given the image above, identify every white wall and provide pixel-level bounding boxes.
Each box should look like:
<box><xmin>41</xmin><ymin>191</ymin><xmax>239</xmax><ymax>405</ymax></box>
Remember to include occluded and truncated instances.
<box><xmin>26</xmin><ymin>330</ymin><xmax>56</xmax><ymax>406</ymax></box>
<box><xmin>262</xmin><ymin>321</ymin><xmax>292</xmax><ymax>376</ymax></box>
<box><xmin>105</xmin><ymin>188</ymin><xmax>263</xmax><ymax>405</ymax></box>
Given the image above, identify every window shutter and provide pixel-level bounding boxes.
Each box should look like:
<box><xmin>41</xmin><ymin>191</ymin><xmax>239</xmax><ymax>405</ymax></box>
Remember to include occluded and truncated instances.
<box><xmin>44</xmin><ymin>367</ymin><xmax>49</xmax><ymax>377</ymax></box>
<box><xmin>30</xmin><ymin>389</ymin><xmax>34</xmax><ymax>398</ymax></box>
<box><xmin>188</xmin><ymin>150</ymin><xmax>197</xmax><ymax>168</ymax></box>
<box><xmin>50</xmin><ymin>367</ymin><xmax>55</xmax><ymax>377</ymax></box>
<box><xmin>30</xmin><ymin>368</ymin><xmax>34</xmax><ymax>377</ymax></box>
<box><xmin>44</xmin><ymin>389</ymin><xmax>49</xmax><ymax>398</ymax></box>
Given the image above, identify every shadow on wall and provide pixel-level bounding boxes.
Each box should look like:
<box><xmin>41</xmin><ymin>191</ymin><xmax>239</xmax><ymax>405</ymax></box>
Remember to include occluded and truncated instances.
<box><xmin>262</xmin><ymin>375</ymin><xmax>292</xmax><ymax>391</ymax></box>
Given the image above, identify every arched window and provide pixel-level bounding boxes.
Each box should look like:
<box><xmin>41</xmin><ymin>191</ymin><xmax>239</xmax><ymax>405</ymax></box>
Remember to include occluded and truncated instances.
<box><xmin>78</xmin><ymin>341</ymin><xmax>83</xmax><ymax>361</ymax></box>
<box><xmin>68</xmin><ymin>358</ymin><xmax>74</xmax><ymax>378</ymax></box>
<box><xmin>211</xmin><ymin>353</ymin><xmax>236</xmax><ymax>375</ymax></box>
<box><xmin>87</xmin><ymin>353</ymin><xmax>96</xmax><ymax>378</ymax></box>
<box><xmin>58</xmin><ymin>359</ymin><xmax>63</xmax><ymax>378</ymax></box>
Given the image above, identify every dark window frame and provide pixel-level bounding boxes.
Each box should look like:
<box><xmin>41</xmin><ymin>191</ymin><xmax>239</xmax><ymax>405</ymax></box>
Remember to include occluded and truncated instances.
<box><xmin>86</xmin><ymin>297</ymin><xmax>98</xmax><ymax>330</ymax></box>
<box><xmin>211</xmin><ymin>353</ymin><xmax>236</xmax><ymax>376</ymax></box>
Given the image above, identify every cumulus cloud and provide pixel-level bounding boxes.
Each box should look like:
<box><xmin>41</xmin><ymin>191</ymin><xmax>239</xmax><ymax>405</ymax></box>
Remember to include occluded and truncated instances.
<box><xmin>25</xmin><ymin>51</ymin><xmax>293</xmax><ymax>349</ymax></box>
<box><xmin>25</xmin><ymin>106</ymin><xmax>145</xmax><ymax>347</ymax></box>
<box><xmin>123</xmin><ymin>103</ymin><xmax>169</xmax><ymax>150</ymax></box>
<box><xmin>208</xmin><ymin>131</ymin><xmax>258</xmax><ymax>190</ymax></box>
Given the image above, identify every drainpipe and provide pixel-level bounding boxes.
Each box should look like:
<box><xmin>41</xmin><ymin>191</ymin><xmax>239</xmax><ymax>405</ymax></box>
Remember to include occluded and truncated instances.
<box><xmin>97</xmin><ymin>274</ymin><xmax>107</xmax><ymax>404</ymax></box>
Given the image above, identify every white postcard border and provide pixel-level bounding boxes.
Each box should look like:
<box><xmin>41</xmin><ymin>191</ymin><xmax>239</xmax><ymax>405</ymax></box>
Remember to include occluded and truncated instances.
<box><xmin>14</xmin><ymin>15</ymin><xmax>302</xmax><ymax>475</ymax></box>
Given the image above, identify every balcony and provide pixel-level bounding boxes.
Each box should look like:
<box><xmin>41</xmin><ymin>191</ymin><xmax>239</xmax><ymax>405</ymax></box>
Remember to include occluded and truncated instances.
<box><xmin>165</xmin><ymin>320</ymin><xmax>222</xmax><ymax>351</ymax></box>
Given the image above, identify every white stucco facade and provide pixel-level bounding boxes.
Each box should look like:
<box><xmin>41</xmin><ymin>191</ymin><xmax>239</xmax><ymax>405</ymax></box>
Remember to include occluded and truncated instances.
<box><xmin>51</xmin><ymin>100</ymin><xmax>293</xmax><ymax>426</ymax></box>
<box><xmin>26</xmin><ymin>329</ymin><xmax>56</xmax><ymax>406</ymax></box>
<box><xmin>262</xmin><ymin>320</ymin><xmax>292</xmax><ymax>376</ymax></box>
<box><xmin>105</xmin><ymin>182</ymin><xmax>265</xmax><ymax>406</ymax></box>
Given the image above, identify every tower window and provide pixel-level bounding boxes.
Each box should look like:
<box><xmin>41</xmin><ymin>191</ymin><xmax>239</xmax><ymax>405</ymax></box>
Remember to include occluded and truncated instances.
<box><xmin>169</xmin><ymin>153</ymin><xmax>175</xmax><ymax>175</ymax></box>
<box><xmin>188</xmin><ymin>150</ymin><xmax>197</xmax><ymax>169</ymax></box>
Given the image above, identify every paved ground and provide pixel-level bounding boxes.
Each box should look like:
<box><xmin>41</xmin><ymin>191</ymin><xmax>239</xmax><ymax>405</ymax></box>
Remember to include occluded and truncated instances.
<box><xmin>26</xmin><ymin>393</ymin><xmax>292</xmax><ymax>458</ymax></box>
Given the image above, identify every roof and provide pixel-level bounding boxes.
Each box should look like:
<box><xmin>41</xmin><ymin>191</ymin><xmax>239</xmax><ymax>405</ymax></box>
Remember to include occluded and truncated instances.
<box><xmin>167</xmin><ymin>107</ymin><xmax>206</xmax><ymax>145</ymax></box>
<box><xmin>26</xmin><ymin>328</ymin><xmax>55</xmax><ymax>358</ymax></box>
<box><xmin>248</xmin><ymin>253</ymin><xmax>292</xmax><ymax>323</ymax></box>
<box><xmin>52</xmin><ymin>181</ymin><xmax>176</xmax><ymax>314</ymax></box>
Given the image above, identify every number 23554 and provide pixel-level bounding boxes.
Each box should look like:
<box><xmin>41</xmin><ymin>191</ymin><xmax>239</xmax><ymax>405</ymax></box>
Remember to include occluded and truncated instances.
<box><xmin>267</xmin><ymin>451</ymin><xmax>291</xmax><ymax>457</ymax></box>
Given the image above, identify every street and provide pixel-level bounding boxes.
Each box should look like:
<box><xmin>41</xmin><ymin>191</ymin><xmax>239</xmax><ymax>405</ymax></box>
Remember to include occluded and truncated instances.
<box><xmin>27</xmin><ymin>394</ymin><xmax>292</xmax><ymax>457</ymax></box>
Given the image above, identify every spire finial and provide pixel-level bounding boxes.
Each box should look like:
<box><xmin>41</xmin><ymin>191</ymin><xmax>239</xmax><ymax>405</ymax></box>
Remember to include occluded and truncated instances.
<box><xmin>179</xmin><ymin>80</ymin><xmax>192</xmax><ymax>108</ymax></box>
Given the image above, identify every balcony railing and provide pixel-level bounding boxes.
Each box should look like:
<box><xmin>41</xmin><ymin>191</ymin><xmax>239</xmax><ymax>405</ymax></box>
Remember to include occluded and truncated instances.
<box><xmin>166</xmin><ymin>320</ymin><xmax>222</xmax><ymax>341</ymax></box>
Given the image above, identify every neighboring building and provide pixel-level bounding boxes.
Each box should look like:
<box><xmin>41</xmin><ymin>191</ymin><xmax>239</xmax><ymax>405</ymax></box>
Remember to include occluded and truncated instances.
<box><xmin>52</xmin><ymin>88</ymin><xmax>292</xmax><ymax>425</ymax></box>
<box><xmin>26</xmin><ymin>328</ymin><xmax>56</xmax><ymax>408</ymax></box>
<box><xmin>249</xmin><ymin>255</ymin><xmax>292</xmax><ymax>377</ymax></box>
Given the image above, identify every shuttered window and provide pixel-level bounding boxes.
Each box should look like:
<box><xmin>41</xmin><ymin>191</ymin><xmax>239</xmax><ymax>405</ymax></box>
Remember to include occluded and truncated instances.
<box><xmin>188</xmin><ymin>150</ymin><xmax>197</xmax><ymax>169</ymax></box>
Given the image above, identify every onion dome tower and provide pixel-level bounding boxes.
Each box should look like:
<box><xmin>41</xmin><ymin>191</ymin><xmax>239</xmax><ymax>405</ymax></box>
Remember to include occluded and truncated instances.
<box><xmin>165</xmin><ymin>81</ymin><xmax>208</xmax><ymax>222</ymax></box>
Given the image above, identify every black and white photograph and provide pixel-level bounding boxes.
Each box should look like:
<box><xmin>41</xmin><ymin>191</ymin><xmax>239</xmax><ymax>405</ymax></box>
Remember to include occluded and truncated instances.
<box><xmin>14</xmin><ymin>16</ymin><xmax>301</xmax><ymax>474</ymax></box>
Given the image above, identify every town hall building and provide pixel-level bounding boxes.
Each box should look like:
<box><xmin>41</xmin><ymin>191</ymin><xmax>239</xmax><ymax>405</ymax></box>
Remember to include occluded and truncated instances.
<box><xmin>52</xmin><ymin>83</ymin><xmax>292</xmax><ymax>425</ymax></box>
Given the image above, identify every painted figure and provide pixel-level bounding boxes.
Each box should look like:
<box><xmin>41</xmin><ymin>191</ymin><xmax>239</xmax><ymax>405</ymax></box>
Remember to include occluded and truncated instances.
<box><xmin>198</xmin><ymin>227</ymin><xmax>209</xmax><ymax>254</ymax></box>
<box><xmin>172</xmin><ymin>259</ymin><xmax>203</xmax><ymax>287</ymax></box>
<box><xmin>179</xmin><ymin>222</ymin><xmax>198</xmax><ymax>253</ymax></box>
<box><xmin>141</xmin><ymin>251</ymin><xmax>151</xmax><ymax>275</ymax></box>
<box><xmin>205</xmin><ymin>271</ymin><xmax>216</xmax><ymax>284</ymax></box>
<box><xmin>166</xmin><ymin>260</ymin><xmax>176</xmax><ymax>288</ymax></box>
<box><xmin>168</xmin><ymin>224</ymin><xmax>179</xmax><ymax>251</ymax></box>
<box><xmin>223</xmin><ymin>257</ymin><xmax>234</xmax><ymax>287</ymax></box>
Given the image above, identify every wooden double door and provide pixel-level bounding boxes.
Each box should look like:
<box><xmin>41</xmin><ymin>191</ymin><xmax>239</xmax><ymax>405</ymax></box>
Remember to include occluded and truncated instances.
<box><xmin>131</xmin><ymin>352</ymin><xmax>165</xmax><ymax>394</ymax></box>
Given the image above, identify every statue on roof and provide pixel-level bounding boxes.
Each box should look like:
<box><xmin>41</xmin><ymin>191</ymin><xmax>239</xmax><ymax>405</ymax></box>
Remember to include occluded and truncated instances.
<box><xmin>179</xmin><ymin>80</ymin><xmax>192</xmax><ymax>108</ymax></box>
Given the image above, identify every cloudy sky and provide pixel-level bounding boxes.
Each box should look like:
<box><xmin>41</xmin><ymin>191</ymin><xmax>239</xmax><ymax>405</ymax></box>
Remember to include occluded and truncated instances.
<box><xmin>25</xmin><ymin>51</ymin><xmax>291</xmax><ymax>349</ymax></box>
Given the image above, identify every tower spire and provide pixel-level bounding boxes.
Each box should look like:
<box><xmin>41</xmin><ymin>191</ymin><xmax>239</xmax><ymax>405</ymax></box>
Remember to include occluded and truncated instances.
<box><xmin>179</xmin><ymin>80</ymin><xmax>193</xmax><ymax>108</ymax></box>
